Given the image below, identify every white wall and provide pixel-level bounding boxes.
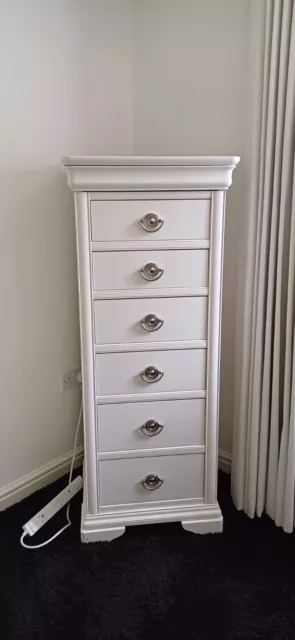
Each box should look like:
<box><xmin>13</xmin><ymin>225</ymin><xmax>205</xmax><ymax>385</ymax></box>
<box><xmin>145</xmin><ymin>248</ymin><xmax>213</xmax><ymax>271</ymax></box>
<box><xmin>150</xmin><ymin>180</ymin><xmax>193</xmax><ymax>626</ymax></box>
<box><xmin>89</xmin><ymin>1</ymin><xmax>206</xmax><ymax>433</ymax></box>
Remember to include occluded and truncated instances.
<box><xmin>0</xmin><ymin>0</ymin><xmax>250</xmax><ymax>498</ymax></box>
<box><xmin>132</xmin><ymin>0</ymin><xmax>249</xmax><ymax>454</ymax></box>
<box><xmin>0</xmin><ymin>0</ymin><xmax>133</xmax><ymax>490</ymax></box>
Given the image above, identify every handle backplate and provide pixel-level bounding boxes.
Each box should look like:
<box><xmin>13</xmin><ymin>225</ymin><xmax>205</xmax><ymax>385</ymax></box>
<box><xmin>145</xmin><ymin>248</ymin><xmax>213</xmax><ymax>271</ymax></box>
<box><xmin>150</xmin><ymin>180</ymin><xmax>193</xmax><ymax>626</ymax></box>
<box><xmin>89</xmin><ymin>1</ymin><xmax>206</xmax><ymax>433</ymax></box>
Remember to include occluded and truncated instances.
<box><xmin>140</xmin><ymin>366</ymin><xmax>164</xmax><ymax>384</ymax></box>
<box><xmin>141</xmin><ymin>474</ymin><xmax>163</xmax><ymax>490</ymax></box>
<box><xmin>140</xmin><ymin>419</ymin><xmax>164</xmax><ymax>436</ymax></box>
<box><xmin>140</xmin><ymin>262</ymin><xmax>164</xmax><ymax>281</ymax></box>
<box><xmin>140</xmin><ymin>313</ymin><xmax>164</xmax><ymax>332</ymax></box>
<box><xmin>139</xmin><ymin>213</ymin><xmax>164</xmax><ymax>233</ymax></box>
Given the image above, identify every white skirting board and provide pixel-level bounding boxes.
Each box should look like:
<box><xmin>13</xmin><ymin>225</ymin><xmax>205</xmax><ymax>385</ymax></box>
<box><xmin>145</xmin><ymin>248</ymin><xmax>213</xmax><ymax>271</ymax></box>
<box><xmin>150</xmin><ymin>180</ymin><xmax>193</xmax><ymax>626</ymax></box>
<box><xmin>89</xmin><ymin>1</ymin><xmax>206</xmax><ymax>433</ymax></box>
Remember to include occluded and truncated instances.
<box><xmin>218</xmin><ymin>449</ymin><xmax>232</xmax><ymax>474</ymax></box>
<box><xmin>0</xmin><ymin>445</ymin><xmax>84</xmax><ymax>512</ymax></box>
<box><xmin>0</xmin><ymin>447</ymin><xmax>231</xmax><ymax>512</ymax></box>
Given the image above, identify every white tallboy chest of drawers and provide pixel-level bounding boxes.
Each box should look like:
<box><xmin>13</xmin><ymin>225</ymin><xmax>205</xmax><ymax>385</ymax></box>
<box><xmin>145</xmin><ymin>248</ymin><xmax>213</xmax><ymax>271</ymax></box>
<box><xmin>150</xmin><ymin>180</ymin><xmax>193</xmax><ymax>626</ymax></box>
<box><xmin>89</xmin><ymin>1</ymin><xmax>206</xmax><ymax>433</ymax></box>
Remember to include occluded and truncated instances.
<box><xmin>63</xmin><ymin>156</ymin><xmax>239</xmax><ymax>542</ymax></box>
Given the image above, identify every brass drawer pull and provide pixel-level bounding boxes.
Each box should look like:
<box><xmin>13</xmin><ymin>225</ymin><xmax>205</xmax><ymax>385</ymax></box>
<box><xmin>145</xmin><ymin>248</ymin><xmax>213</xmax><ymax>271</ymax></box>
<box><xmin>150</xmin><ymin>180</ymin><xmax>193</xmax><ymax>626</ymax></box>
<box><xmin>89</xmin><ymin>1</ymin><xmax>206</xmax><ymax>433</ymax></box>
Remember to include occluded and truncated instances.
<box><xmin>140</xmin><ymin>313</ymin><xmax>164</xmax><ymax>332</ymax></box>
<box><xmin>140</xmin><ymin>419</ymin><xmax>164</xmax><ymax>437</ymax></box>
<box><xmin>140</xmin><ymin>366</ymin><xmax>164</xmax><ymax>384</ymax></box>
<box><xmin>139</xmin><ymin>213</ymin><xmax>164</xmax><ymax>233</ymax></box>
<box><xmin>142</xmin><ymin>474</ymin><xmax>163</xmax><ymax>490</ymax></box>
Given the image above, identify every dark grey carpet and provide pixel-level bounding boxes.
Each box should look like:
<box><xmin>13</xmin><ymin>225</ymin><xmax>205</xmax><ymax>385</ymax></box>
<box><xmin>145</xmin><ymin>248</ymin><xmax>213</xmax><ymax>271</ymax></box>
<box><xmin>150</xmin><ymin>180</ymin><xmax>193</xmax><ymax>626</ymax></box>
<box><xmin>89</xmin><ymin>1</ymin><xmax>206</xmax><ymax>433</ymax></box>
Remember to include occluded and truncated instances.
<box><xmin>1</xmin><ymin>470</ymin><xmax>295</xmax><ymax>640</ymax></box>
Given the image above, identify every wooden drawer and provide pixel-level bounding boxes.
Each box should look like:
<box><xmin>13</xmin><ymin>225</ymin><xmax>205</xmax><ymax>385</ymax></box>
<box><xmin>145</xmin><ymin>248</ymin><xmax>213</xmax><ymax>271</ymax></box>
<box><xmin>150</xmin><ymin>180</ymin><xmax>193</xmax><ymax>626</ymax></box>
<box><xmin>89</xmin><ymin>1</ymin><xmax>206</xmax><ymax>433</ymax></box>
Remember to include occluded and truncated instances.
<box><xmin>97</xmin><ymin>398</ymin><xmax>206</xmax><ymax>452</ymax></box>
<box><xmin>90</xmin><ymin>199</ymin><xmax>210</xmax><ymax>242</ymax></box>
<box><xmin>94</xmin><ymin>296</ymin><xmax>207</xmax><ymax>345</ymax></box>
<box><xmin>99</xmin><ymin>454</ymin><xmax>205</xmax><ymax>506</ymax></box>
<box><xmin>95</xmin><ymin>349</ymin><xmax>206</xmax><ymax>398</ymax></box>
<box><xmin>92</xmin><ymin>249</ymin><xmax>209</xmax><ymax>291</ymax></box>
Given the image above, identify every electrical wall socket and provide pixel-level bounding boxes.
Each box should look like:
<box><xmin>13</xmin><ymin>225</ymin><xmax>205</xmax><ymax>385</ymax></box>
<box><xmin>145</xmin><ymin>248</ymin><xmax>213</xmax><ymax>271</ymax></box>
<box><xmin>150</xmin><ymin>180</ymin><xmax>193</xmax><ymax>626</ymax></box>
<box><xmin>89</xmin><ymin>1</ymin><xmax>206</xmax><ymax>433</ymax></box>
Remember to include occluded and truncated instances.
<box><xmin>62</xmin><ymin>367</ymin><xmax>81</xmax><ymax>390</ymax></box>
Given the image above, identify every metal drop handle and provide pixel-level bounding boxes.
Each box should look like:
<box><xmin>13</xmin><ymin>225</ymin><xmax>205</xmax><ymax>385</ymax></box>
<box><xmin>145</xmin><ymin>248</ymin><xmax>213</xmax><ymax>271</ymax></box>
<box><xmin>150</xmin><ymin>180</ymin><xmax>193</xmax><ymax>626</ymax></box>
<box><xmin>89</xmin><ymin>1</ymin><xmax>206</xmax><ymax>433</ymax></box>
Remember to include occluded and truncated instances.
<box><xmin>142</xmin><ymin>474</ymin><xmax>163</xmax><ymax>490</ymax></box>
<box><xmin>140</xmin><ymin>366</ymin><xmax>164</xmax><ymax>384</ymax></box>
<box><xmin>139</xmin><ymin>213</ymin><xmax>164</xmax><ymax>233</ymax></box>
<box><xmin>140</xmin><ymin>419</ymin><xmax>164</xmax><ymax>437</ymax></box>
<box><xmin>140</xmin><ymin>262</ymin><xmax>164</xmax><ymax>281</ymax></box>
<box><xmin>140</xmin><ymin>313</ymin><xmax>164</xmax><ymax>332</ymax></box>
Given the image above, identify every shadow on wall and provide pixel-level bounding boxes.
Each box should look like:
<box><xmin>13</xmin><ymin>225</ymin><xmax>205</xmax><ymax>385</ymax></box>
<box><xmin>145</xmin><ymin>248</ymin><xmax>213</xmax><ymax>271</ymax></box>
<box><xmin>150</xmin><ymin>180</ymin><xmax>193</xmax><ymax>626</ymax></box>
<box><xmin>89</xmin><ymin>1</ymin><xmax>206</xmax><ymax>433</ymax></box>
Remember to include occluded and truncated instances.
<box><xmin>0</xmin><ymin>167</ymin><xmax>81</xmax><ymax>487</ymax></box>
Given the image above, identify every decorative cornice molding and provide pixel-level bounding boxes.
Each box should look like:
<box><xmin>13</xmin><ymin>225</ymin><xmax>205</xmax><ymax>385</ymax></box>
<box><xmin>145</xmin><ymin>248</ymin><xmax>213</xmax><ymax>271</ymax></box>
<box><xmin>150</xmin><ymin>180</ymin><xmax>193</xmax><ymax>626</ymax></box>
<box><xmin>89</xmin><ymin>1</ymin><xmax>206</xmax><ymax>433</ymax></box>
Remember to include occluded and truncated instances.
<box><xmin>63</xmin><ymin>156</ymin><xmax>240</xmax><ymax>192</ymax></box>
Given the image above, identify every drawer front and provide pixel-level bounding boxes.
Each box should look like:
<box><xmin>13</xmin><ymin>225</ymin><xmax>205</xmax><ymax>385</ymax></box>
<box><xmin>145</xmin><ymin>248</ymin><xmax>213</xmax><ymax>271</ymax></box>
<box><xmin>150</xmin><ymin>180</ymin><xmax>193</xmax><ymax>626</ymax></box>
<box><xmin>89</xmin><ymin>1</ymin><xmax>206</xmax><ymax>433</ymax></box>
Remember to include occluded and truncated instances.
<box><xmin>95</xmin><ymin>349</ymin><xmax>206</xmax><ymax>398</ymax></box>
<box><xmin>94</xmin><ymin>297</ymin><xmax>207</xmax><ymax>345</ymax></box>
<box><xmin>97</xmin><ymin>399</ymin><xmax>206</xmax><ymax>452</ymax></box>
<box><xmin>90</xmin><ymin>199</ymin><xmax>210</xmax><ymax>242</ymax></box>
<box><xmin>92</xmin><ymin>249</ymin><xmax>209</xmax><ymax>291</ymax></box>
<box><xmin>99</xmin><ymin>454</ymin><xmax>205</xmax><ymax>506</ymax></box>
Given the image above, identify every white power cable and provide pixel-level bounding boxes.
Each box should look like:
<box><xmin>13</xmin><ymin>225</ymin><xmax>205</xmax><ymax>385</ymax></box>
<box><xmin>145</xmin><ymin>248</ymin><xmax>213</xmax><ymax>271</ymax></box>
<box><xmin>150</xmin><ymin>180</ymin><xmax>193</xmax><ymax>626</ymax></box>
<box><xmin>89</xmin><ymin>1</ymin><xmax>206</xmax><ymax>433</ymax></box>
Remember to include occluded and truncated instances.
<box><xmin>20</xmin><ymin>400</ymin><xmax>83</xmax><ymax>550</ymax></box>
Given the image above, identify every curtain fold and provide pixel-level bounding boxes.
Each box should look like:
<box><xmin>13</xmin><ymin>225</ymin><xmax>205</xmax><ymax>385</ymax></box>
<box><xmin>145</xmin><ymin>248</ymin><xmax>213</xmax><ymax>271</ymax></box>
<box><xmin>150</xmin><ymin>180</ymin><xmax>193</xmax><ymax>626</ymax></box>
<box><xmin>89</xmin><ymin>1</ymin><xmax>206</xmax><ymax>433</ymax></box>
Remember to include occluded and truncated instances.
<box><xmin>232</xmin><ymin>0</ymin><xmax>295</xmax><ymax>532</ymax></box>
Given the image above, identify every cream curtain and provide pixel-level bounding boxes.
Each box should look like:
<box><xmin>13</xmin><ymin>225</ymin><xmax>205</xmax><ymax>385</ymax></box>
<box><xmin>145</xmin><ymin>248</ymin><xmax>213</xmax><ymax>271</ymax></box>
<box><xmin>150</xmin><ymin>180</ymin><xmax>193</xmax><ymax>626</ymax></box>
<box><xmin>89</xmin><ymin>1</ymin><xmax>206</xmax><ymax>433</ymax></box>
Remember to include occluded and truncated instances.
<box><xmin>231</xmin><ymin>0</ymin><xmax>295</xmax><ymax>532</ymax></box>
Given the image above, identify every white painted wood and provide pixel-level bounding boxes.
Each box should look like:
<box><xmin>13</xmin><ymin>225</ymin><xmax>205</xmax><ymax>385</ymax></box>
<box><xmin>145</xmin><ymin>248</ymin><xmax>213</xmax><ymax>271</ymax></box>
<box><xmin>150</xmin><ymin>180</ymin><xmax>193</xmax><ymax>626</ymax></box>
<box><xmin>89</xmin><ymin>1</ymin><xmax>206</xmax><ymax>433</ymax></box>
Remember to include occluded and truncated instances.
<box><xmin>97</xmin><ymin>398</ymin><xmax>206</xmax><ymax>452</ymax></box>
<box><xmin>0</xmin><ymin>445</ymin><xmax>84</xmax><ymax>512</ymax></box>
<box><xmin>81</xmin><ymin>501</ymin><xmax>223</xmax><ymax>541</ymax></box>
<box><xmin>82</xmin><ymin>499</ymin><xmax>221</xmax><ymax>527</ymax></box>
<box><xmin>182</xmin><ymin>514</ymin><xmax>223</xmax><ymax>535</ymax></box>
<box><xmin>74</xmin><ymin>193</ymin><xmax>98</xmax><ymax>515</ymax></box>
<box><xmin>81</xmin><ymin>525</ymin><xmax>126</xmax><ymax>543</ymax></box>
<box><xmin>90</xmin><ymin>190</ymin><xmax>211</xmax><ymax>201</ymax></box>
<box><xmin>97</xmin><ymin>446</ymin><xmax>205</xmax><ymax>461</ymax></box>
<box><xmin>63</xmin><ymin>156</ymin><xmax>240</xmax><ymax>191</ymax></box>
<box><xmin>205</xmin><ymin>191</ymin><xmax>225</xmax><ymax>505</ymax></box>
<box><xmin>93</xmin><ymin>297</ymin><xmax>207</xmax><ymax>345</ymax></box>
<box><xmin>92</xmin><ymin>286</ymin><xmax>209</xmax><ymax>300</ymax></box>
<box><xmin>95</xmin><ymin>340</ymin><xmax>207</xmax><ymax>354</ymax></box>
<box><xmin>91</xmin><ymin>199</ymin><xmax>210</xmax><ymax>242</ymax></box>
<box><xmin>64</xmin><ymin>166</ymin><xmax>237</xmax><ymax>192</ymax></box>
<box><xmin>99</xmin><ymin>454</ymin><xmax>205</xmax><ymax>507</ymax></box>
<box><xmin>91</xmin><ymin>239</ymin><xmax>210</xmax><ymax>251</ymax></box>
<box><xmin>63</xmin><ymin>156</ymin><xmax>240</xmax><ymax>167</ymax></box>
<box><xmin>92</xmin><ymin>249</ymin><xmax>209</xmax><ymax>292</ymax></box>
<box><xmin>96</xmin><ymin>390</ymin><xmax>206</xmax><ymax>405</ymax></box>
<box><xmin>95</xmin><ymin>349</ymin><xmax>206</xmax><ymax>398</ymax></box>
<box><xmin>99</xmin><ymin>495</ymin><xmax>204</xmax><ymax>515</ymax></box>
<box><xmin>64</xmin><ymin>156</ymin><xmax>239</xmax><ymax>541</ymax></box>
